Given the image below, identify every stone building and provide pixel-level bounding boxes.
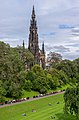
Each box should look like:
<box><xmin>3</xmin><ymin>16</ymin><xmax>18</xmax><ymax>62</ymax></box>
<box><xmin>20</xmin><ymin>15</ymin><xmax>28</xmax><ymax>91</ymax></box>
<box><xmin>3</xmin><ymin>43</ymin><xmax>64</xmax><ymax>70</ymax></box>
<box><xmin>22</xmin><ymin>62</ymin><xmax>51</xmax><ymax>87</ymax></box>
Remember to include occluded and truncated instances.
<box><xmin>28</xmin><ymin>6</ymin><xmax>45</xmax><ymax>69</ymax></box>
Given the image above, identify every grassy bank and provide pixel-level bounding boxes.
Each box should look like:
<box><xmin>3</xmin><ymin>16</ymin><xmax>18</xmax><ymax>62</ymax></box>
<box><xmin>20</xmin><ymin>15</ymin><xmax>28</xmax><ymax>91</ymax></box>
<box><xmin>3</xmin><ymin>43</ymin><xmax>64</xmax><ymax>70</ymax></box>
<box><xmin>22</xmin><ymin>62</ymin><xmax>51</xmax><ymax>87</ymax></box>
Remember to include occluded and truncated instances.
<box><xmin>0</xmin><ymin>93</ymin><xmax>76</xmax><ymax>120</ymax></box>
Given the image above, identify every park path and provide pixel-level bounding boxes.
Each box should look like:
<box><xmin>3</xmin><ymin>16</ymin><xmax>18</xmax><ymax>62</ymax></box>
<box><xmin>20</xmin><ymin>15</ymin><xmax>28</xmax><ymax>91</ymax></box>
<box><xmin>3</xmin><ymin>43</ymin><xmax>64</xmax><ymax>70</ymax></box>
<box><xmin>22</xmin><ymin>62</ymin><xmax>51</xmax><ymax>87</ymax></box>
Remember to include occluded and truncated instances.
<box><xmin>0</xmin><ymin>91</ymin><xmax>64</xmax><ymax>108</ymax></box>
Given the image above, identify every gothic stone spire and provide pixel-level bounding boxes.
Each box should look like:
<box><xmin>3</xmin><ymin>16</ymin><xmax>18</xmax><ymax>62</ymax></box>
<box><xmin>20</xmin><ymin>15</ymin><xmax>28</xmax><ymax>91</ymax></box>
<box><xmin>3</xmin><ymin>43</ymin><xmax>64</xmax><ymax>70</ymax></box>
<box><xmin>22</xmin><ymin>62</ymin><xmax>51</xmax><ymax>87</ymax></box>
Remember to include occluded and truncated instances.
<box><xmin>23</xmin><ymin>40</ymin><xmax>25</xmax><ymax>50</ymax></box>
<box><xmin>28</xmin><ymin>6</ymin><xmax>40</xmax><ymax>65</ymax></box>
<box><xmin>28</xmin><ymin>6</ymin><xmax>46</xmax><ymax>69</ymax></box>
<box><xmin>32</xmin><ymin>5</ymin><xmax>35</xmax><ymax>19</ymax></box>
<box><xmin>42</xmin><ymin>41</ymin><xmax>45</xmax><ymax>54</ymax></box>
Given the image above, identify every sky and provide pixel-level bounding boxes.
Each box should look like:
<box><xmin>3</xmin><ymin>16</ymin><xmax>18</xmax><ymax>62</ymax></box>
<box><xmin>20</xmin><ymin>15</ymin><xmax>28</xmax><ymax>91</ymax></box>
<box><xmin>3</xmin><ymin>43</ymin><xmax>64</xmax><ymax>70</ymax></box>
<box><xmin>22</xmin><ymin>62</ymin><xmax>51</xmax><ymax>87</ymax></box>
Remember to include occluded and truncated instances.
<box><xmin>0</xmin><ymin>0</ymin><xmax>79</xmax><ymax>60</ymax></box>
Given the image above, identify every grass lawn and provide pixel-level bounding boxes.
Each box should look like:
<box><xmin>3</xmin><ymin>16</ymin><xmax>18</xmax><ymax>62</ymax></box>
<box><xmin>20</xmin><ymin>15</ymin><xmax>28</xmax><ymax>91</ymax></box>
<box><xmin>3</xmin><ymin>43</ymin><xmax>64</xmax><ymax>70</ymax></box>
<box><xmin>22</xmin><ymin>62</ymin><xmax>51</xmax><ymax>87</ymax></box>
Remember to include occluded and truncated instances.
<box><xmin>22</xmin><ymin>90</ymin><xmax>39</xmax><ymax>98</ymax></box>
<box><xmin>0</xmin><ymin>93</ymin><xmax>76</xmax><ymax>120</ymax></box>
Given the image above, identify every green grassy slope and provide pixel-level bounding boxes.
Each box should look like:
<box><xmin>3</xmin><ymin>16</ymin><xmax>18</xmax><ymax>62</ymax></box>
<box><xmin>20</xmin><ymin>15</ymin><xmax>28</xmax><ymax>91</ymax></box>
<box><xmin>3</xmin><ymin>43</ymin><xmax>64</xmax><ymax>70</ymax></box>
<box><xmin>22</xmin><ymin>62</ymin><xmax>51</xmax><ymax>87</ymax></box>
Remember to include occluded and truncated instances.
<box><xmin>0</xmin><ymin>93</ymin><xmax>76</xmax><ymax>120</ymax></box>
<box><xmin>22</xmin><ymin>90</ymin><xmax>39</xmax><ymax>98</ymax></box>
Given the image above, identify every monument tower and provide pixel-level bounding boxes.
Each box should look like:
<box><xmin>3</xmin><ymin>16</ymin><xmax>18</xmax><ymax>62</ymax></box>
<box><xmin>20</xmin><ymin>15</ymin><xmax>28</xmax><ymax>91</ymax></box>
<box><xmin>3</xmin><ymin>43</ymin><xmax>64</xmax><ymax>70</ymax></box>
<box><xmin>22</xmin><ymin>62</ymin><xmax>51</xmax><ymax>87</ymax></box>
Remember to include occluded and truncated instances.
<box><xmin>28</xmin><ymin>6</ymin><xmax>45</xmax><ymax>69</ymax></box>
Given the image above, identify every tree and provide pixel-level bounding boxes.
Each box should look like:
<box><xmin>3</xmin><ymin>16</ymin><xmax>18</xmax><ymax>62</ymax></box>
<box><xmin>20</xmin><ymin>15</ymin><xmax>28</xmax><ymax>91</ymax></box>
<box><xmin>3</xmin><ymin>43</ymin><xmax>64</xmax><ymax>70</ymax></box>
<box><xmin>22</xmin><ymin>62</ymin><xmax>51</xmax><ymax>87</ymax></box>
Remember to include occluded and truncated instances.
<box><xmin>32</xmin><ymin>64</ymin><xmax>45</xmax><ymax>77</ymax></box>
<box><xmin>47</xmin><ymin>52</ymin><xmax>62</xmax><ymax>68</ymax></box>
<box><xmin>55</xmin><ymin>59</ymin><xmax>79</xmax><ymax>85</ymax></box>
<box><xmin>48</xmin><ymin>68</ymin><xmax>61</xmax><ymax>87</ymax></box>
<box><xmin>24</xmin><ymin>80</ymin><xmax>32</xmax><ymax>91</ymax></box>
<box><xmin>46</xmin><ymin>73</ymin><xmax>55</xmax><ymax>89</ymax></box>
<box><xmin>26</xmin><ymin>71</ymin><xmax>37</xmax><ymax>82</ymax></box>
<box><xmin>17</xmin><ymin>46</ymin><xmax>34</xmax><ymax>70</ymax></box>
<box><xmin>31</xmin><ymin>64</ymin><xmax>49</xmax><ymax>93</ymax></box>
<box><xmin>64</xmin><ymin>86</ymin><xmax>79</xmax><ymax>119</ymax></box>
<box><xmin>0</xmin><ymin>81</ymin><xmax>6</xmax><ymax>102</ymax></box>
<box><xmin>0</xmin><ymin>41</ymin><xmax>79</xmax><ymax>100</ymax></box>
<box><xmin>59</xmin><ymin>70</ymin><xmax>68</xmax><ymax>84</ymax></box>
<box><xmin>0</xmin><ymin>42</ymin><xmax>25</xmax><ymax>98</ymax></box>
<box><xmin>32</xmin><ymin>76</ymin><xmax>48</xmax><ymax>93</ymax></box>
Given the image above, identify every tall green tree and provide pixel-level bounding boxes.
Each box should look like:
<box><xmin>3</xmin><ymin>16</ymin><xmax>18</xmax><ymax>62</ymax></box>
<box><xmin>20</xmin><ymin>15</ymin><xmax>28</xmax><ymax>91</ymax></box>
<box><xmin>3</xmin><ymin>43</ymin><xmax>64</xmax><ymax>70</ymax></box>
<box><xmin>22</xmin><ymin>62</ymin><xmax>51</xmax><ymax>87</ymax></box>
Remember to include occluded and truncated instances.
<box><xmin>0</xmin><ymin>42</ymin><xmax>24</xmax><ymax>98</ymax></box>
<box><xmin>64</xmin><ymin>86</ymin><xmax>79</xmax><ymax>119</ymax></box>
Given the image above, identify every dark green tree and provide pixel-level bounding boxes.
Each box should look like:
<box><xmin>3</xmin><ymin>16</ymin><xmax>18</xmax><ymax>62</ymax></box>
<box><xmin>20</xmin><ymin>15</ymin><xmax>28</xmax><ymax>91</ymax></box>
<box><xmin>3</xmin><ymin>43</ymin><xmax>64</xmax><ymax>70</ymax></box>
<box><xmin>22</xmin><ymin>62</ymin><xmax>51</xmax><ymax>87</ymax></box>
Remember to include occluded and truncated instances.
<box><xmin>64</xmin><ymin>86</ymin><xmax>79</xmax><ymax>119</ymax></box>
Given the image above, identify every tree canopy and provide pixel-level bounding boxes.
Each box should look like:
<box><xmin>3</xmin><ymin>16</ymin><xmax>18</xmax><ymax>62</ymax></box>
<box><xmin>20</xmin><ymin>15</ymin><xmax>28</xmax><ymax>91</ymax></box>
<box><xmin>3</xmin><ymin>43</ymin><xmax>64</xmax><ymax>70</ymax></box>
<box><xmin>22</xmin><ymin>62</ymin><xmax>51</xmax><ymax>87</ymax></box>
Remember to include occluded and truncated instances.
<box><xmin>0</xmin><ymin>41</ymin><xmax>79</xmax><ymax>104</ymax></box>
<box><xmin>64</xmin><ymin>85</ymin><xmax>79</xmax><ymax>119</ymax></box>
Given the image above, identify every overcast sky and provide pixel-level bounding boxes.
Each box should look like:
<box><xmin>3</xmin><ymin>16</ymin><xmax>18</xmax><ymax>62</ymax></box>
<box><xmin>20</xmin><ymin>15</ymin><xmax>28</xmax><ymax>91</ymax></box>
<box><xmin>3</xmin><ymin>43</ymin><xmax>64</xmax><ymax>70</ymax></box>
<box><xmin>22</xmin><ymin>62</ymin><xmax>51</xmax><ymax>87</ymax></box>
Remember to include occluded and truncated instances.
<box><xmin>0</xmin><ymin>0</ymin><xmax>79</xmax><ymax>60</ymax></box>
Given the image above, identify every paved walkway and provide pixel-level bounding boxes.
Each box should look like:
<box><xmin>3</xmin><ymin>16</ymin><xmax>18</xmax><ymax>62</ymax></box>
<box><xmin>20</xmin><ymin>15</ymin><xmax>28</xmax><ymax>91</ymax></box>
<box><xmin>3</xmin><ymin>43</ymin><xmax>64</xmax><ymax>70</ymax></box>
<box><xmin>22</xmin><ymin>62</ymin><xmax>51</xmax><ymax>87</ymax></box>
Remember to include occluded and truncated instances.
<box><xmin>0</xmin><ymin>91</ymin><xmax>64</xmax><ymax>108</ymax></box>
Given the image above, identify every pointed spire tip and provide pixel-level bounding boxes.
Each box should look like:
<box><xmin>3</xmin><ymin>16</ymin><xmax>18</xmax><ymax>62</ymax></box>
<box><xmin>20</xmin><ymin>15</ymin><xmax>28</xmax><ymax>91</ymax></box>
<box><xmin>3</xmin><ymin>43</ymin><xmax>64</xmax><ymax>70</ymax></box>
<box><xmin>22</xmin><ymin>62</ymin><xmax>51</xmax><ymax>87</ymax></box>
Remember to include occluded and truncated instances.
<box><xmin>32</xmin><ymin>5</ymin><xmax>35</xmax><ymax>18</ymax></box>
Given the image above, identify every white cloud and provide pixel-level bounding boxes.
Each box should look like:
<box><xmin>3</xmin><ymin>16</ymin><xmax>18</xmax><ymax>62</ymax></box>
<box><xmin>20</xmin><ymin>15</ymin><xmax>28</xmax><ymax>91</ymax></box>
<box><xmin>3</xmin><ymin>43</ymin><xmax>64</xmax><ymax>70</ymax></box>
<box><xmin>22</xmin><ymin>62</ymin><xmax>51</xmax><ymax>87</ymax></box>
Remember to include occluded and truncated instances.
<box><xmin>0</xmin><ymin>0</ymin><xmax>79</xmax><ymax>60</ymax></box>
<box><xmin>0</xmin><ymin>38</ymin><xmax>19</xmax><ymax>42</ymax></box>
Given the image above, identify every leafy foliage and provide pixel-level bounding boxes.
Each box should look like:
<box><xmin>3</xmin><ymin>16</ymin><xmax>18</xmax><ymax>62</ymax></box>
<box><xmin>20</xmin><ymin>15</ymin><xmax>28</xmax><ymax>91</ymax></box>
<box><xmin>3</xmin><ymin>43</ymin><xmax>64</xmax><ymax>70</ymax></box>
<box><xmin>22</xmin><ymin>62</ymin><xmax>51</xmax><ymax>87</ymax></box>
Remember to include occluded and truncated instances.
<box><xmin>0</xmin><ymin>41</ymin><xmax>79</xmax><ymax>102</ymax></box>
<box><xmin>64</xmin><ymin>86</ymin><xmax>79</xmax><ymax>119</ymax></box>
<box><xmin>0</xmin><ymin>42</ymin><xmax>33</xmax><ymax>100</ymax></box>
<box><xmin>47</xmin><ymin>52</ymin><xmax>62</xmax><ymax>67</ymax></box>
